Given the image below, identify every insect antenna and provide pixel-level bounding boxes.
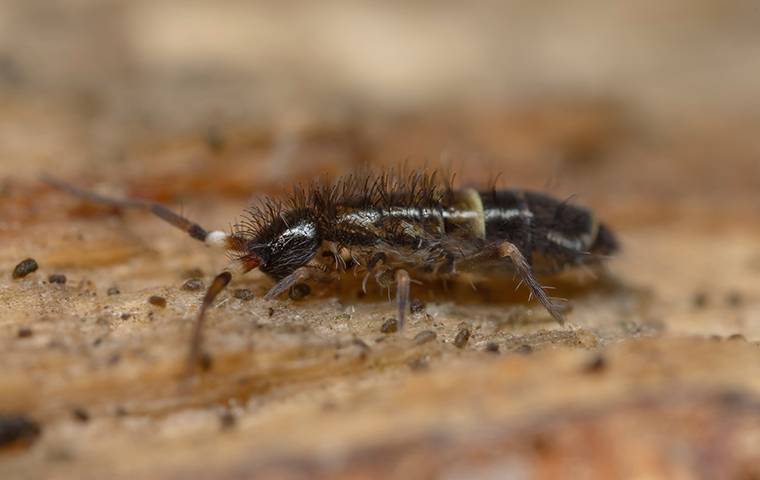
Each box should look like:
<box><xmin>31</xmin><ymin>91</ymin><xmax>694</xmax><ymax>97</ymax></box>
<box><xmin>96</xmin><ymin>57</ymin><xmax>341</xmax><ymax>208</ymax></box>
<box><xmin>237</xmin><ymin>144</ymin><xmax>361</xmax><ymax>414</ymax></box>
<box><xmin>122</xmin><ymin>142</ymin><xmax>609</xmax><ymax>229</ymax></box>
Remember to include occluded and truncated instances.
<box><xmin>42</xmin><ymin>175</ymin><xmax>246</xmax><ymax>250</ymax></box>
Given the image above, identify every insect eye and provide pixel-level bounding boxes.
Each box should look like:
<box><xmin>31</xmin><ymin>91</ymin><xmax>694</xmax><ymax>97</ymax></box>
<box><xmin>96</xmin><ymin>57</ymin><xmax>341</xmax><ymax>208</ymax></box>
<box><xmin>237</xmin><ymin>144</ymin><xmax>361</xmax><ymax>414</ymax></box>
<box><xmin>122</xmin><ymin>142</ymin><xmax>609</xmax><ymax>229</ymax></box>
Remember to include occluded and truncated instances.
<box><xmin>257</xmin><ymin>221</ymin><xmax>320</xmax><ymax>279</ymax></box>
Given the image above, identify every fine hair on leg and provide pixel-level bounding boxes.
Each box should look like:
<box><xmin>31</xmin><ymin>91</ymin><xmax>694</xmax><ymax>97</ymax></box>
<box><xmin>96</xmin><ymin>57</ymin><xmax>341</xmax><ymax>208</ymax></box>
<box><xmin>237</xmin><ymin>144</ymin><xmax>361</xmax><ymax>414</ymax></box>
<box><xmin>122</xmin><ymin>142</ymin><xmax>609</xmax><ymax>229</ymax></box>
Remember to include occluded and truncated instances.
<box><xmin>497</xmin><ymin>242</ymin><xmax>565</xmax><ymax>325</ymax></box>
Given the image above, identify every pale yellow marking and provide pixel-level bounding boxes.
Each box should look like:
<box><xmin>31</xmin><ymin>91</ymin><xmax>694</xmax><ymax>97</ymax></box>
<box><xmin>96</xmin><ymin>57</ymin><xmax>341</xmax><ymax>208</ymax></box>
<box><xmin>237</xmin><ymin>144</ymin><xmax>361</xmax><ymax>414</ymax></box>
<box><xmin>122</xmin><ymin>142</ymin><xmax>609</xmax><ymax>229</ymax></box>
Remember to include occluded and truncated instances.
<box><xmin>452</xmin><ymin>188</ymin><xmax>486</xmax><ymax>239</ymax></box>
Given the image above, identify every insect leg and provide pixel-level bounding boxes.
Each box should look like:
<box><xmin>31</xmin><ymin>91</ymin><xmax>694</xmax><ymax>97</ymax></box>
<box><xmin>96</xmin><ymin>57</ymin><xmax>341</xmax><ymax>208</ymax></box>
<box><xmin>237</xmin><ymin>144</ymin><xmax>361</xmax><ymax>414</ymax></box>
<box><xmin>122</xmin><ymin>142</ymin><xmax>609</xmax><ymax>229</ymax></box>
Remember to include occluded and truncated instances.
<box><xmin>497</xmin><ymin>242</ymin><xmax>566</xmax><ymax>326</ymax></box>
<box><xmin>263</xmin><ymin>266</ymin><xmax>334</xmax><ymax>300</ymax></box>
<box><xmin>43</xmin><ymin>175</ymin><xmax>239</xmax><ymax>249</ymax></box>
<box><xmin>395</xmin><ymin>269</ymin><xmax>411</xmax><ymax>330</ymax></box>
<box><xmin>188</xmin><ymin>271</ymin><xmax>232</xmax><ymax>373</ymax></box>
<box><xmin>263</xmin><ymin>269</ymin><xmax>311</xmax><ymax>300</ymax></box>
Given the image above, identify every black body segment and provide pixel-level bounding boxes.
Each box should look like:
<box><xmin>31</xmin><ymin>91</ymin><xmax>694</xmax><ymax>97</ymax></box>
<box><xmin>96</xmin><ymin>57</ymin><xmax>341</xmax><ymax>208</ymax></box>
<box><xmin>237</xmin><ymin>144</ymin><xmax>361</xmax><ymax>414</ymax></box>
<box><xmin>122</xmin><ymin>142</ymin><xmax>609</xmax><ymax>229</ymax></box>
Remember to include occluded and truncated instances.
<box><xmin>235</xmin><ymin>173</ymin><xmax>618</xmax><ymax>287</ymax></box>
<box><xmin>46</xmin><ymin>171</ymin><xmax>619</xmax><ymax>373</ymax></box>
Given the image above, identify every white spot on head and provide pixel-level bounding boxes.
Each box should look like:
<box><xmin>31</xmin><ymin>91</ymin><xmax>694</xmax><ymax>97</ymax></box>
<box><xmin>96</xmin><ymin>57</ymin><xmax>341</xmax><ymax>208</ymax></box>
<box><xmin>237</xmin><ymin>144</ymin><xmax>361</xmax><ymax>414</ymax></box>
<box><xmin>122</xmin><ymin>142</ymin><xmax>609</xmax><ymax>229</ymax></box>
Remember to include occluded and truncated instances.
<box><xmin>205</xmin><ymin>230</ymin><xmax>228</xmax><ymax>248</ymax></box>
<box><xmin>282</xmin><ymin>222</ymin><xmax>316</xmax><ymax>239</ymax></box>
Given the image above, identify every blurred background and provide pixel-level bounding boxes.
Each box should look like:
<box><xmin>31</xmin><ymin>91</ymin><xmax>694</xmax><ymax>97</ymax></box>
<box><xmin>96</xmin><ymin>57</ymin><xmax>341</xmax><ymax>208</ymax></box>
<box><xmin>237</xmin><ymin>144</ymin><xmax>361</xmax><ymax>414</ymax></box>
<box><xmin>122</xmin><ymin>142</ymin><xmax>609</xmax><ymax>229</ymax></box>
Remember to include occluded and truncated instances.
<box><xmin>2</xmin><ymin>1</ymin><xmax>760</xmax><ymax>478</ymax></box>
<box><xmin>1</xmin><ymin>0</ymin><xmax>758</xmax><ymax>199</ymax></box>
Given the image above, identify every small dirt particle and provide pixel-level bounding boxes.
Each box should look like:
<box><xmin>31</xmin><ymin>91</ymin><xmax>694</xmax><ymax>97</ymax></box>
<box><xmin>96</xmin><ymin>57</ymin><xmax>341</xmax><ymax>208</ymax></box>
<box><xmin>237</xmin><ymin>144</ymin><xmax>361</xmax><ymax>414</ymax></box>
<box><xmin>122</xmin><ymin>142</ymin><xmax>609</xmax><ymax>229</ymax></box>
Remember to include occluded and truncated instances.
<box><xmin>0</xmin><ymin>414</ymin><xmax>41</xmax><ymax>447</ymax></box>
<box><xmin>410</xmin><ymin>298</ymin><xmax>426</xmax><ymax>314</ymax></box>
<box><xmin>17</xmin><ymin>327</ymin><xmax>33</xmax><ymax>338</ymax></box>
<box><xmin>514</xmin><ymin>344</ymin><xmax>533</xmax><ymax>355</ymax></box>
<box><xmin>692</xmin><ymin>291</ymin><xmax>708</xmax><ymax>308</ymax></box>
<box><xmin>728</xmin><ymin>333</ymin><xmax>746</xmax><ymax>342</ymax></box>
<box><xmin>414</xmin><ymin>330</ymin><xmax>436</xmax><ymax>345</ymax></box>
<box><xmin>184</xmin><ymin>267</ymin><xmax>205</xmax><ymax>278</ymax></box>
<box><xmin>71</xmin><ymin>407</ymin><xmax>90</xmax><ymax>423</ymax></box>
<box><xmin>205</xmin><ymin>127</ymin><xmax>226</xmax><ymax>153</ymax></box>
<box><xmin>219</xmin><ymin>410</ymin><xmax>236</xmax><ymax>430</ymax></box>
<box><xmin>288</xmin><ymin>283</ymin><xmax>311</xmax><ymax>300</ymax></box>
<box><xmin>182</xmin><ymin>278</ymin><xmax>204</xmax><ymax>291</ymax></box>
<box><xmin>12</xmin><ymin>258</ymin><xmax>38</xmax><ymax>279</ymax></box>
<box><xmin>268</xmin><ymin>307</ymin><xmax>275</xmax><ymax>317</ymax></box>
<box><xmin>453</xmin><ymin>328</ymin><xmax>470</xmax><ymax>348</ymax></box>
<box><xmin>199</xmin><ymin>352</ymin><xmax>213</xmax><ymax>371</ymax></box>
<box><xmin>583</xmin><ymin>354</ymin><xmax>607</xmax><ymax>374</ymax></box>
<box><xmin>233</xmin><ymin>288</ymin><xmax>254</xmax><ymax>301</ymax></box>
<box><xmin>380</xmin><ymin>318</ymin><xmax>398</xmax><ymax>334</ymax></box>
<box><xmin>576</xmin><ymin>330</ymin><xmax>600</xmax><ymax>348</ymax></box>
<box><xmin>148</xmin><ymin>296</ymin><xmax>166</xmax><ymax>308</ymax></box>
<box><xmin>726</xmin><ymin>291</ymin><xmax>744</xmax><ymax>308</ymax></box>
<box><xmin>48</xmin><ymin>274</ymin><xmax>67</xmax><ymax>285</ymax></box>
<box><xmin>107</xmin><ymin>287</ymin><xmax>120</xmax><ymax>296</ymax></box>
<box><xmin>485</xmin><ymin>342</ymin><xmax>500</xmax><ymax>354</ymax></box>
<box><xmin>408</xmin><ymin>357</ymin><xmax>429</xmax><ymax>371</ymax></box>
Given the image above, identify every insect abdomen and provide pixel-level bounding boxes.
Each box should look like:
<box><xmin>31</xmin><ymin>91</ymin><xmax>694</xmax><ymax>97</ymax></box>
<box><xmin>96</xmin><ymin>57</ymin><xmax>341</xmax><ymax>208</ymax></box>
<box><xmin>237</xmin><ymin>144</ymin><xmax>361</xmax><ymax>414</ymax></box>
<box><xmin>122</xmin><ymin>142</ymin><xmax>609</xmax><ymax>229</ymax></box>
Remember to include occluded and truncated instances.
<box><xmin>480</xmin><ymin>189</ymin><xmax>618</xmax><ymax>262</ymax></box>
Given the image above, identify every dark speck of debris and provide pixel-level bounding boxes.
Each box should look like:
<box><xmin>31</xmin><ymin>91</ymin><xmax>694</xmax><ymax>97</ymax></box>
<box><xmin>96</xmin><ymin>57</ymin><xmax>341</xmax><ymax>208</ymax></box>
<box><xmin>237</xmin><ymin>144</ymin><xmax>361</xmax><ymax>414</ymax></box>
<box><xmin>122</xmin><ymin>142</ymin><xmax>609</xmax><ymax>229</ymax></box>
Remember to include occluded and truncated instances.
<box><xmin>414</xmin><ymin>330</ymin><xmax>437</xmax><ymax>345</ymax></box>
<box><xmin>485</xmin><ymin>342</ymin><xmax>500</xmax><ymax>354</ymax></box>
<box><xmin>453</xmin><ymin>328</ymin><xmax>470</xmax><ymax>348</ymax></box>
<box><xmin>72</xmin><ymin>407</ymin><xmax>90</xmax><ymax>423</ymax></box>
<box><xmin>120</xmin><ymin>313</ymin><xmax>131</xmax><ymax>320</ymax></box>
<box><xmin>717</xmin><ymin>389</ymin><xmax>746</xmax><ymax>407</ymax></box>
<box><xmin>182</xmin><ymin>278</ymin><xmax>204</xmax><ymax>291</ymax></box>
<box><xmin>410</xmin><ymin>298</ymin><xmax>426</xmax><ymax>314</ymax></box>
<box><xmin>107</xmin><ymin>287</ymin><xmax>120</xmax><ymax>296</ymax></box>
<box><xmin>48</xmin><ymin>274</ymin><xmax>67</xmax><ymax>285</ymax></box>
<box><xmin>233</xmin><ymin>288</ymin><xmax>254</xmax><ymax>301</ymax></box>
<box><xmin>205</xmin><ymin>127</ymin><xmax>226</xmax><ymax>153</ymax></box>
<box><xmin>531</xmin><ymin>434</ymin><xmax>553</xmax><ymax>455</ymax></box>
<box><xmin>289</xmin><ymin>283</ymin><xmax>311</xmax><ymax>300</ymax></box>
<box><xmin>380</xmin><ymin>318</ymin><xmax>398</xmax><ymax>334</ymax></box>
<box><xmin>514</xmin><ymin>344</ymin><xmax>533</xmax><ymax>355</ymax></box>
<box><xmin>199</xmin><ymin>352</ymin><xmax>213</xmax><ymax>371</ymax></box>
<box><xmin>219</xmin><ymin>410</ymin><xmax>236</xmax><ymax>430</ymax></box>
<box><xmin>583</xmin><ymin>354</ymin><xmax>607</xmax><ymax>374</ymax></box>
<box><xmin>726</xmin><ymin>291</ymin><xmax>743</xmax><ymax>308</ymax></box>
<box><xmin>692</xmin><ymin>291</ymin><xmax>708</xmax><ymax>308</ymax></box>
<box><xmin>268</xmin><ymin>307</ymin><xmax>275</xmax><ymax>317</ymax></box>
<box><xmin>0</xmin><ymin>414</ymin><xmax>41</xmax><ymax>447</ymax></box>
<box><xmin>728</xmin><ymin>333</ymin><xmax>746</xmax><ymax>342</ymax></box>
<box><xmin>408</xmin><ymin>357</ymin><xmax>429</xmax><ymax>371</ymax></box>
<box><xmin>184</xmin><ymin>267</ymin><xmax>205</xmax><ymax>278</ymax></box>
<box><xmin>17</xmin><ymin>327</ymin><xmax>33</xmax><ymax>338</ymax></box>
<box><xmin>12</xmin><ymin>258</ymin><xmax>38</xmax><ymax>279</ymax></box>
<box><xmin>148</xmin><ymin>296</ymin><xmax>167</xmax><ymax>308</ymax></box>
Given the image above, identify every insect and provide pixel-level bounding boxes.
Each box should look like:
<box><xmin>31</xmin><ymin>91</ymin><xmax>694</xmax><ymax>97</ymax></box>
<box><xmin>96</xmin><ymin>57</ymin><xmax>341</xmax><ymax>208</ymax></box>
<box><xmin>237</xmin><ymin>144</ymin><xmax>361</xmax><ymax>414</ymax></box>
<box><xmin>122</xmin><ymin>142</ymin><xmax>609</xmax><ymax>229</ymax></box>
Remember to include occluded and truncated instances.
<box><xmin>45</xmin><ymin>171</ymin><xmax>618</xmax><ymax>371</ymax></box>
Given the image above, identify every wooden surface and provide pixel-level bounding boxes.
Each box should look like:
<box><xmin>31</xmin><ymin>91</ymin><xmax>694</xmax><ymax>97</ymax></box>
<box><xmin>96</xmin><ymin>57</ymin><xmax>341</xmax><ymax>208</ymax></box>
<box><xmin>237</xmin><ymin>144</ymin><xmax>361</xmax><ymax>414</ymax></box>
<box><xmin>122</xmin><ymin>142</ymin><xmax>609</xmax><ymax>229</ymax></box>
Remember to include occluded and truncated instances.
<box><xmin>1</xmin><ymin>1</ymin><xmax>760</xmax><ymax>478</ymax></box>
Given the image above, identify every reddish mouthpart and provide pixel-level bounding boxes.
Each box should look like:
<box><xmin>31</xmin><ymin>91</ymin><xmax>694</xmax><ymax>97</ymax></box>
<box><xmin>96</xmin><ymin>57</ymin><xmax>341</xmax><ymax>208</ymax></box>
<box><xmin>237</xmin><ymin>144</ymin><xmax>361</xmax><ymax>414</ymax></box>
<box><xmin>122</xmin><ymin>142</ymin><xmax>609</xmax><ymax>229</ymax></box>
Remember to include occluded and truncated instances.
<box><xmin>240</xmin><ymin>253</ymin><xmax>261</xmax><ymax>273</ymax></box>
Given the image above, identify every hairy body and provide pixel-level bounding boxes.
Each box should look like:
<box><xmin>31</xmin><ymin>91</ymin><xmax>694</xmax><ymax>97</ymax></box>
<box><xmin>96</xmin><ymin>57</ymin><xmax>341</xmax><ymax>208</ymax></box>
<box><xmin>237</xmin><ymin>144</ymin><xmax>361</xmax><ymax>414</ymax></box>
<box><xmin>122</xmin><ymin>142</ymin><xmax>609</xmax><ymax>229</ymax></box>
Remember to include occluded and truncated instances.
<box><xmin>46</xmin><ymin>171</ymin><xmax>618</xmax><ymax>372</ymax></box>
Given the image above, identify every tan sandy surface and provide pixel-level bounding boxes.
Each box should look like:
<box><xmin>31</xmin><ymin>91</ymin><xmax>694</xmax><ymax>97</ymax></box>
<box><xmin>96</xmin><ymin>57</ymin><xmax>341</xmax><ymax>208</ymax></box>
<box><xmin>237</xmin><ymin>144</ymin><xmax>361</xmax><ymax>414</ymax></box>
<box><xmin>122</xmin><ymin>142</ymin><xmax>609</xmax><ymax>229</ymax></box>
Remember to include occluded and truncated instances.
<box><xmin>1</xmin><ymin>1</ymin><xmax>760</xmax><ymax>479</ymax></box>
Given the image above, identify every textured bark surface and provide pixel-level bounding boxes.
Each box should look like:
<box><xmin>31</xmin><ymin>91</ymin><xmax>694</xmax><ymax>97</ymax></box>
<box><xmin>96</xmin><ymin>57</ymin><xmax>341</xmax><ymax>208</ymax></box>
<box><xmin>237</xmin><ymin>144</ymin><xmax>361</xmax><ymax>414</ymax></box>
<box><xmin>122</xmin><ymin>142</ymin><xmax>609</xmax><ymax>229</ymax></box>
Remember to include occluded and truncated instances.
<box><xmin>1</xmin><ymin>1</ymin><xmax>760</xmax><ymax>478</ymax></box>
